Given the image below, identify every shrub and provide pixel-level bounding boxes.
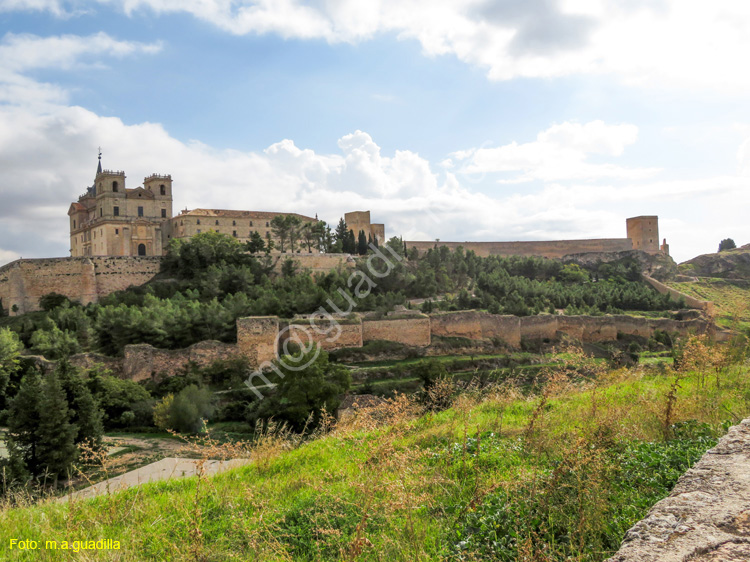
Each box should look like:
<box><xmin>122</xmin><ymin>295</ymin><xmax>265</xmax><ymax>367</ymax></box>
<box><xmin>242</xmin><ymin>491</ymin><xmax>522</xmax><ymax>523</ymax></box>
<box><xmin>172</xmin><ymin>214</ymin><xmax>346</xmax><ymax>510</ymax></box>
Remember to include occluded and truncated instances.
<box><xmin>168</xmin><ymin>385</ymin><xmax>214</xmax><ymax>434</ymax></box>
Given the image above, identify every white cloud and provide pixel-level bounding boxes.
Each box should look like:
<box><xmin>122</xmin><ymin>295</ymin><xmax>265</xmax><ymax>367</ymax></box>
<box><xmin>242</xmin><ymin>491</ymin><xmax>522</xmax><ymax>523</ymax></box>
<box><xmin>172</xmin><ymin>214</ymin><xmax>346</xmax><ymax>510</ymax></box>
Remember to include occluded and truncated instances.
<box><xmin>448</xmin><ymin>120</ymin><xmax>658</xmax><ymax>183</ymax></box>
<box><xmin>7</xmin><ymin>0</ymin><xmax>750</xmax><ymax>92</ymax></box>
<box><xmin>0</xmin><ymin>32</ymin><xmax>161</xmax><ymax>108</ymax></box>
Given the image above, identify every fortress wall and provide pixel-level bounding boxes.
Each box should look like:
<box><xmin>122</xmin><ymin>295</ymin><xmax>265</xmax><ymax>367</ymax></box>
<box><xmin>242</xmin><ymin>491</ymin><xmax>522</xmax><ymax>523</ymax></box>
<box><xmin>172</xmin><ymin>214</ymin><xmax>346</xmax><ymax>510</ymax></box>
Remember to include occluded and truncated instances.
<box><xmin>610</xmin><ymin>315</ymin><xmax>654</xmax><ymax>338</ymax></box>
<box><xmin>0</xmin><ymin>257</ymin><xmax>161</xmax><ymax>315</ymax></box>
<box><xmin>282</xmin><ymin>318</ymin><xmax>363</xmax><ymax>351</ymax></box>
<box><xmin>121</xmin><ymin>340</ymin><xmax>239</xmax><ymax>382</ymax></box>
<box><xmin>362</xmin><ymin>316</ymin><xmax>431</xmax><ymax>346</ymax></box>
<box><xmin>520</xmin><ymin>315</ymin><xmax>560</xmax><ymax>340</ymax></box>
<box><xmin>478</xmin><ymin>314</ymin><xmax>521</xmax><ymax>348</ymax></box>
<box><xmin>69</xmin><ymin>352</ymin><xmax>123</xmax><ymax>377</ymax></box>
<box><xmin>643</xmin><ymin>275</ymin><xmax>715</xmax><ymax>316</ymax></box>
<box><xmin>607</xmin><ymin>418</ymin><xmax>750</xmax><ymax>562</ymax></box>
<box><xmin>405</xmin><ymin>238</ymin><xmax>634</xmax><ymax>259</ymax></box>
<box><xmin>273</xmin><ymin>253</ymin><xmax>355</xmax><ymax>275</ymax></box>
<box><xmin>237</xmin><ymin>316</ymin><xmax>280</xmax><ymax>367</ymax></box>
<box><xmin>429</xmin><ymin>311</ymin><xmax>484</xmax><ymax>340</ymax></box>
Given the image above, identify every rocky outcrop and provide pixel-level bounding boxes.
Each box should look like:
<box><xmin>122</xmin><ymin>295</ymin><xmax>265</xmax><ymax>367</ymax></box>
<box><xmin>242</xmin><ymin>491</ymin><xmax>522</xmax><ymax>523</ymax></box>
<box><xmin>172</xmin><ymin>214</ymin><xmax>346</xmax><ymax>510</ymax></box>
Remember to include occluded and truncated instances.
<box><xmin>679</xmin><ymin>246</ymin><xmax>750</xmax><ymax>279</ymax></box>
<box><xmin>564</xmin><ymin>249</ymin><xmax>678</xmax><ymax>280</ymax></box>
<box><xmin>607</xmin><ymin>419</ymin><xmax>750</xmax><ymax>561</ymax></box>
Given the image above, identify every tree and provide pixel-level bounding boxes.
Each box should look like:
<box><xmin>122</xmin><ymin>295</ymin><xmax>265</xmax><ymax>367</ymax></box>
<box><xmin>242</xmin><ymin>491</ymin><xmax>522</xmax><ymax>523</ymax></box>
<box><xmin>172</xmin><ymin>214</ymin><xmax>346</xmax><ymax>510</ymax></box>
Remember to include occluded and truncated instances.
<box><xmin>271</xmin><ymin>215</ymin><xmax>291</xmax><ymax>253</ymax></box>
<box><xmin>0</xmin><ymin>327</ymin><xmax>22</xmax><ymax>399</ymax></box>
<box><xmin>29</xmin><ymin>320</ymin><xmax>81</xmax><ymax>359</ymax></box>
<box><xmin>386</xmin><ymin>236</ymin><xmax>406</xmax><ymax>258</ymax></box>
<box><xmin>39</xmin><ymin>292</ymin><xmax>73</xmax><ymax>312</ymax></box>
<box><xmin>6</xmin><ymin>371</ymin><xmax>77</xmax><ymax>481</ymax></box>
<box><xmin>334</xmin><ymin>218</ymin><xmax>348</xmax><ymax>252</ymax></box>
<box><xmin>168</xmin><ymin>385</ymin><xmax>214</xmax><ymax>433</ymax></box>
<box><xmin>287</xmin><ymin>215</ymin><xmax>303</xmax><ymax>253</ymax></box>
<box><xmin>56</xmin><ymin>360</ymin><xmax>103</xmax><ymax>449</ymax></box>
<box><xmin>36</xmin><ymin>371</ymin><xmax>77</xmax><ymax>480</ymax></box>
<box><xmin>302</xmin><ymin>220</ymin><xmax>327</xmax><ymax>252</ymax></box>
<box><xmin>357</xmin><ymin>230</ymin><xmax>368</xmax><ymax>255</ymax></box>
<box><xmin>250</xmin><ymin>348</ymin><xmax>351</xmax><ymax>430</ymax></box>
<box><xmin>245</xmin><ymin>231</ymin><xmax>267</xmax><ymax>254</ymax></box>
<box><xmin>345</xmin><ymin>230</ymin><xmax>356</xmax><ymax>254</ymax></box>
<box><xmin>719</xmin><ymin>238</ymin><xmax>736</xmax><ymax>252</ymax></box>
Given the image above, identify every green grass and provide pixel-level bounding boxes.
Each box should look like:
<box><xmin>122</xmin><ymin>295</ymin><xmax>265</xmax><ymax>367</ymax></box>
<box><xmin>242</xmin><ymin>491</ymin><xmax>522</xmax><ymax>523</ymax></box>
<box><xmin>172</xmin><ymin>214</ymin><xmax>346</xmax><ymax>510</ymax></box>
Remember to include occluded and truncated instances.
<box><xmin>669</xmin><ymin>279</ymin><xmax>750</xmax><ymax>330</ymax></box>
<box><xmin>2</xmin><ymin>356</ymin><xmax>748</xmax><ymax>561</ymax></box>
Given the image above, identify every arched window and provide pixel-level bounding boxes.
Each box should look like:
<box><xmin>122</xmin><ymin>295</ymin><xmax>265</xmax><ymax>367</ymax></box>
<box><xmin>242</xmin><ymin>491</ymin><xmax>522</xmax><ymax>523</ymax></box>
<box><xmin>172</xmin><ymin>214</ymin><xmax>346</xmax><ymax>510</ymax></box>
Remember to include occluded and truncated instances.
<box><xmin>138</xmin><ymin>244</ymin><xmax>147</xmax><ymax>256</ymax></box>
<box><xmin>160</xmin><ymin>184</ymin><xmax>166</xmax><ymax>195</ymax></box>
<box><xmin>112</xmin><ymin>181</ymin><xmax>118</xmax><ymax>192</ymax></box>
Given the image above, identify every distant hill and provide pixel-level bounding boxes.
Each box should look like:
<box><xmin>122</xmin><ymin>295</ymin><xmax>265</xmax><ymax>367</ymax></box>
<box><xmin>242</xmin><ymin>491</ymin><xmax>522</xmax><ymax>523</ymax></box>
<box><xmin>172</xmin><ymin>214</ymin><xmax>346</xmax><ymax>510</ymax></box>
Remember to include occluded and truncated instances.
<box><xmin>679</xmin><ymin>245</ymin><xmax>750</xmax><ymax>280</ymax></box>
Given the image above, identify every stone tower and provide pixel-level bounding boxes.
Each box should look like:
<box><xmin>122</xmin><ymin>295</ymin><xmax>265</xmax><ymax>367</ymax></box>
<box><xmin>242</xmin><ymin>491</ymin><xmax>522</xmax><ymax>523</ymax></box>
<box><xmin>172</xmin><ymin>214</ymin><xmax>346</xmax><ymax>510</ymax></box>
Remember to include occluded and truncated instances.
<box><xmin>626</xmin><ymin>216</ymin><xmax>660</xmax><ymax>254</ymax></box>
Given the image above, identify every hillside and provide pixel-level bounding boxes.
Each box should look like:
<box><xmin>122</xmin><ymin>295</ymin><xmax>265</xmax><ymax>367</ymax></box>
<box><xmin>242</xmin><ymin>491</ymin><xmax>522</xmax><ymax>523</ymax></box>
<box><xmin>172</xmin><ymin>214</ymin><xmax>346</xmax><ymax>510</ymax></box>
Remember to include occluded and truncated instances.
<box><xmin>678</xmin><ymin>244</ymin><xmax>750</xmax><ymax>279</ymax></box>
<box><xmin>2</xmin><ymin>345</ymin><xmax>748</xmax><ymax>561</ymax></box>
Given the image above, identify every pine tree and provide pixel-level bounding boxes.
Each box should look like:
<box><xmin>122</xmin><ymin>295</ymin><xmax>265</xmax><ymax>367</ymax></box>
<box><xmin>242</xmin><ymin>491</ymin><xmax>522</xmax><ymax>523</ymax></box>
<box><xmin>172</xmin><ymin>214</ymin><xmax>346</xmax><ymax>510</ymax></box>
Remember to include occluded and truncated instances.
<box><xmin>357</xmin><ymin>230</ymin><xmax>368</xmax><ymax>255</ymax></box>
<box><xmin>37</xmin><ymin>371</ymin><xmax>77</xmax><ymax>481</ymax></box>
<box><xmin>6</xmin><ymin>371</ymin><xmax>43</xmax><ymax>477</ymax></box>
<box><xmin>56</xmin><ymin>359</ymin><xmax>103</xmax><ymax>449</ymax></box>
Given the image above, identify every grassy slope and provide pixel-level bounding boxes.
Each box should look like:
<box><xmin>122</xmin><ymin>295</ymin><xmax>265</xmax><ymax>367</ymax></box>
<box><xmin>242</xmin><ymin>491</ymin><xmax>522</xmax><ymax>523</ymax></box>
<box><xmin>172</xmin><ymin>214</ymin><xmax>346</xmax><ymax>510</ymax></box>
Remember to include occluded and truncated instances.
<box><xmin>669</xmin><ymin>279</ymin><xmax>750</xmax><ymax>329</ymax></box>
<box><xmin>2</xmin><ymin>360</ymin><xmax>749</xmax><ymax>561</ymax></box>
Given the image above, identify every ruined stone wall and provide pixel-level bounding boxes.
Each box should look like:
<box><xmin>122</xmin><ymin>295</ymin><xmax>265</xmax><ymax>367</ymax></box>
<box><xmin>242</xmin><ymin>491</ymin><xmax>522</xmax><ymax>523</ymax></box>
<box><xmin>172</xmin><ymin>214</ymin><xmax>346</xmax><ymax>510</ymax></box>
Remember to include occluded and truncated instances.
<box><xmin>0</xmin><ymin>257</ymin><xmax>161</xmax><ymax>315</ymax></box>
<box><xmin>405</xmin><ymin>238</ymin><xmax>634</xmax><ymax>259</ymax></box>
<box><xmin>643</xmin><ymin>275</ymin><xmax>715</xmax><ymax>316</ymax></box>
<box><xmin>607</xmin><ymin>418</ymin><xmax>750</xmax><ymax>562</ymax></box>
<box><xmin>237</xmin><ymin>316</ymin><xmax>279</xmax><ymax>368</ymax></box>
<box><xmin>282</xmin><ymin>318</ymin><xmax>363</xmax><ymax>351</ymax></box>
<box><xmin>121</xmin><ymin>340</ymin><xmax>239</xmax><ymax>382</ymax></box>
<box><xmin>430</xmin><ymin>311</ymin><xmax>484</xmax><ymax>340</ymax></box>
<box><xmin>273</xmin><ymin>253</ymin><xmax>355</xmax><ymax>275</ymax></box>
<box><xmin>520</xmin><ymin>315</ymin><xmax>559</xmax><ymax>341</ymax></box>
<box><xmin>479</xmin><ymin>314</ymin><xmax>521</xmax><ymax>348</ymax></box>
<box><xmin>362</xmin><ymin>316</ymin><xmax>431</xmax><ymax>346</ymax></box>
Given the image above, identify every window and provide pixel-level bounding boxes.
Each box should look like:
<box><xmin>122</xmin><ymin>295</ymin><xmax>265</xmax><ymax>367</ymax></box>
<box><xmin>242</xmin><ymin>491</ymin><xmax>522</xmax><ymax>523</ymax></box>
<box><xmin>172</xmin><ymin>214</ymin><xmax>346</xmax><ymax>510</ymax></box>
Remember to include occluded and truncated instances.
<box><xmin>115</xmin><ymin>229</ymin><xmax>119</xmax><ymax>235</ymax></box>
<box><xmin>197</xmin><ymin>229</ymin><xmax>201</xmax><ymax>234</ymax></box>
<box><xmin>113</xmin><ymin>206</ymin><xmax>120</xmax><ymax>216</ymax></box>
<box><xmin>160</xmin><ymin>184</ymin><xmax>166</xmax><ymax>195</ymax></box>
<box><xmin>233</xmin><ymin>230</ymin><xmax>237</xmax><ymax>237</ymax></box>
<box><xmin>161</xmin><ymin>209</ymin><xmax>167</xmax><ymax>218</ymax></box>
<box><xmin>138</xmin><ymin>243</ymin><xmax>146</xmax><ymax>256</ymax></box>
<box><xmin>180</xmin><ymin>220</ymin><xmax>183</xmax><ymax>226</ymax></box>
<box><xmin>266</xmin><ymin>222</ymin><xmax>269</xmax><ymax>227</ymax></box>
<box><xmin>73</xmin><ymin>220</ymin><xmax>76</xmax><ymax>228</ymax></box>
<box><xmin>249</xmin><ymin>220</ymin><xmax>253</xmax><ymax>226</ymax></box>
<box><xmin>138</xmin><ymin>206</ymin><xmax>144</xmax><ymax>217</ymax></box>
<box><xmin>197</xmin><ymin>219</ymin><xmax>201</xmax><ymax>225</ymax></box>
<box><xmin>112</xmin><ymin>181</ymin><xmax>118</xmax><ymax>192</ymax></box>
<box><xmin>99</xmin><ymin>208</ymin><xmax>102</xmax><ymax>217</ymax></box>
<box><xmin>232</xmin><ymin>220</ymin><xmax>236</xmax><ymax>226</ymax></box>
<box><xmin>215</xmin><ymin>220</ymin><xmax>219</xmax><ymax>225</ymax></box>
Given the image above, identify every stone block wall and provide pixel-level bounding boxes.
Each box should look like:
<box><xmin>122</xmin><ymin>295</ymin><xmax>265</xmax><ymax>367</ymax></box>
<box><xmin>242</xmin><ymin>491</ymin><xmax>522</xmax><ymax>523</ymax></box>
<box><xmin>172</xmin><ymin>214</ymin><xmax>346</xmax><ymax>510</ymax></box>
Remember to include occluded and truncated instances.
<box><xmin>0</xmin><ymin>257</ymin><xmax>161</xmax><ymax>315</ymax></box>
<box><xmin>237</xmin><ymin>316</ymin><xmax>280</xmax><ymax>368</ymax></box>
<box><xmin>282</xmin><ymin>318</ymin><xmax>363</xmax><ymax>351</ymax></box>
<box><xmin>405</xmin><ymin>238</ymin><xmax>634</xmax><ymax>259</ymax></box>
<box><xmin>643</xmin><ymin>275</ymin><xmax>715</xmax><ymax>316</ymax></box>
<box><xmin>520</xmin><ymin>315</ymin><xmax>559</xmax><ymax>341</ymax></box>
<box><xmin>430</xmin><ymin>311</ymin><xmax>484</xmax><ymax>340</ymax></box>
<box><xmin>362</xmin><ymin>316</ymin><xmax>432</xmax><ymax>346</ymax></box>
<box><xmin>479</xmin><ymin>314</ymin><xmax>521</xmax><ymax>348</ymax></box>
<box><xmin>273</xmin><ymin>253</ymin><xmax>355</xmax><ymax>275</ymax></box>
<box><xmin>607</xmin><ymin>418</ymin><xmax>750</xmax><ymax>562</ymax></box>
<box><xmin>121</xmin><ymin>340</ymin><xmax>240</xmax><ymax>382</ymax></box>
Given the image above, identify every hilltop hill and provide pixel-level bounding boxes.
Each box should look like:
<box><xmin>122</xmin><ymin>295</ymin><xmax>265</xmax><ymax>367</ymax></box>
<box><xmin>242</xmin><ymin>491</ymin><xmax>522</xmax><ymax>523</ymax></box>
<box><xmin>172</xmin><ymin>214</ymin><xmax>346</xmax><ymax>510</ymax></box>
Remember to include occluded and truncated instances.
<box><xmin>679</xmin><ymin>244</ymin><xmax>750</xmax><ymax>279</ymax></box>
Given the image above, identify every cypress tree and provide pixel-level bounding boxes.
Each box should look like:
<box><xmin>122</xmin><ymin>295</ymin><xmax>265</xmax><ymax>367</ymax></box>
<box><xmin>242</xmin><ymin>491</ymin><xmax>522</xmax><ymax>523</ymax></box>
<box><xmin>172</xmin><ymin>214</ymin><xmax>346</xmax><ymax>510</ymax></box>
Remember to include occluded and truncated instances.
<box><xmin>345</xmin><ymin>230</ymin><xmax>356</xmax><ymax>254</ymax></box>
<box><xmin>357</xmin><ymin>230</ymin><xmax>368</xmax><ymax>255</ymax></box>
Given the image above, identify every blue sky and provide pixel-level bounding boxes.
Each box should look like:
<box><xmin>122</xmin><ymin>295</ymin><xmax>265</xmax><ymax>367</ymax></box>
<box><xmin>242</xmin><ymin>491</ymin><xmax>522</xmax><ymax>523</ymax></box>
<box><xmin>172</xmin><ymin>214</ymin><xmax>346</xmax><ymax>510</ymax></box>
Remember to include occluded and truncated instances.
<box><xmin>1</xmin><ymin>0</ymin><xmax>749</xmax><ymax>264</ymax></box>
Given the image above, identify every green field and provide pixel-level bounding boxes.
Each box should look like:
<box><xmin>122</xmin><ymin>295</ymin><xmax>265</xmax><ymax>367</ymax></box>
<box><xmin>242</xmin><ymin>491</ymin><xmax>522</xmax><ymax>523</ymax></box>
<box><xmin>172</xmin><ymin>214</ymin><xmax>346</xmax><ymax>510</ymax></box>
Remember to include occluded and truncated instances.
<box><xmin>669</xmin><ymin>278</ymin><xmax>750</xmax><ymax>330</ymax></box>
<box><xmin>2</xmin><ymin>345</ymin><xmax>747</xmax><ymax>561</ymax></box>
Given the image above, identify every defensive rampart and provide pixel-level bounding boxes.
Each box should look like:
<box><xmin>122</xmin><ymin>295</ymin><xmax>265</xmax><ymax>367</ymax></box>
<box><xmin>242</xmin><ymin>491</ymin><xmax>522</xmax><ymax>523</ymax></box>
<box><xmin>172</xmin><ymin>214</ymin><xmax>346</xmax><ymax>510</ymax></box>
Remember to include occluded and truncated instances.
<box><xmin>607</xmin><ymin>418</ymin><xmax>750</xmax><ymax>561</ymax></box>
<box><xmin>61</xmin><ymin>311</ymin><xmax>716</xmax><ymax>382</ymax></box>
<box><xmin>643</xmin><ymin>275</ymin><xmax>715</xmax><ymax>316</ymax></box>
<box><xmin>272</xmin><ymin>253</ymin><xmax>355</xmax><ymax>274</ymax></box>
<box><xmin>405</xmin><ymin>239</ymin><xmax>634</xmax><ymax>259</ymax></box>
<box><xmin>0</xmin><ymin>257</ymin><xmax>161</xmax><ymax>315</ymax></box>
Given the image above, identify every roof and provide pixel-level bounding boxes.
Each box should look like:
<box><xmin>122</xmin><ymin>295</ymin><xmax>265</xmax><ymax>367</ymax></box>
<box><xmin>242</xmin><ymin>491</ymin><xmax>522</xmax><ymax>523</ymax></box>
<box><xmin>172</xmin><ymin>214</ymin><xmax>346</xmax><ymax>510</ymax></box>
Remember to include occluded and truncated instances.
<box><xmin>68</xmin><ymin>202</ymin><xmax>87</xmax><ymax>215</ymax></box>
<box><xmin>177</xmin><ymin>208</ymin><xmax>316</xmax><ymax>221</ymax></box>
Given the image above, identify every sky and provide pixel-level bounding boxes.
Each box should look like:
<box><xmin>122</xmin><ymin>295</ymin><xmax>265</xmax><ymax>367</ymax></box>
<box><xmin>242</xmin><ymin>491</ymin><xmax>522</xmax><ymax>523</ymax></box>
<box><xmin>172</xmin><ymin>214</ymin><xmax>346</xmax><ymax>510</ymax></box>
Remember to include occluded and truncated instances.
<box><xmin>1</xmin><ymin>1</ymin><xmax>749</xmax><ymax>265</ymax></box>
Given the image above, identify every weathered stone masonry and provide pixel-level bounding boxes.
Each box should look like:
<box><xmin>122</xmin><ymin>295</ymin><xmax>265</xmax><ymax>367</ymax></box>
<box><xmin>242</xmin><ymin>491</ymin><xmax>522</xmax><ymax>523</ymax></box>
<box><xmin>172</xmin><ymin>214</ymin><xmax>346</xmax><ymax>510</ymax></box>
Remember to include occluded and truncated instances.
<box><xmin>607</xmin><ymin>418</ymin><xmax>750</xmax><ymax>562</ymax></box>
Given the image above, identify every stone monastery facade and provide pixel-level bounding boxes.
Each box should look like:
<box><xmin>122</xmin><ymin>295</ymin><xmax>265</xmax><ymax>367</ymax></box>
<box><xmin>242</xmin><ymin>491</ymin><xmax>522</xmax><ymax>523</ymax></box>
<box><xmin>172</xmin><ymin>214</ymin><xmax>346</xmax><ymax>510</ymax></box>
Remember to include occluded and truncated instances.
<box><xmin>68</xmin><ymin>156</ymin><xmax>385</xmax><ymax>257</ymax></box>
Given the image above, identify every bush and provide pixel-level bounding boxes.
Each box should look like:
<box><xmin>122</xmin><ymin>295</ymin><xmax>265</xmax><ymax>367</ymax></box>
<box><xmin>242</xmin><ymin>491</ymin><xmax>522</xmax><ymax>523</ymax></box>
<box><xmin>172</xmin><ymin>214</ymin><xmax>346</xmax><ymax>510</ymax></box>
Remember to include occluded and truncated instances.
<box><xmin>168</xmin><ymin>385</ymin><xmax>214</xmax><ymax>433</ymax></box>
